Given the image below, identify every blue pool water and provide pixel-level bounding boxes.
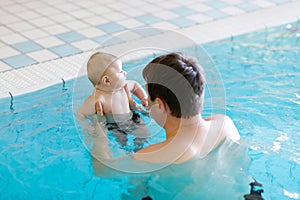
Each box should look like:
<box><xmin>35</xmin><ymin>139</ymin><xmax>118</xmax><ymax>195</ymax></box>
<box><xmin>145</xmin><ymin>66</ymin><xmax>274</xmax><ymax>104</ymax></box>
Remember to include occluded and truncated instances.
<box><xmin>0</xmin><ymin>22</ymin><xmax>300</xmax><ymax>199</ymax></box>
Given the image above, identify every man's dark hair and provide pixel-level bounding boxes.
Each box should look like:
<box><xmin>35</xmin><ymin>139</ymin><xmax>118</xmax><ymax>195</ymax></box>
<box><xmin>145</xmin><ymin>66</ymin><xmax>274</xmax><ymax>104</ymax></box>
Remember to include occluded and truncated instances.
<box><xmin>143</xmin><ymin>52</ymin><xmax>205</xmax><ymax>118</ymax></box>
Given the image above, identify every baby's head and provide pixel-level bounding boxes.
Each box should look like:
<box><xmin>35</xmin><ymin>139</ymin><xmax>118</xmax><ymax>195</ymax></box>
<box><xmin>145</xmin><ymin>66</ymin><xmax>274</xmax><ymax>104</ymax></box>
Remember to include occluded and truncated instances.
<box><xmin>87</xmin><ymin>52</ymin><xmax>120</xmax><ymax>86</ymax></box>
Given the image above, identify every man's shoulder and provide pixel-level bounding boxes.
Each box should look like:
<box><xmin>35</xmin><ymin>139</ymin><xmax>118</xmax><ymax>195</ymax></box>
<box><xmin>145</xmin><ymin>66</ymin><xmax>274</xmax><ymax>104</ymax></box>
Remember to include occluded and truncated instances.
<box><xmin>133</xmin><ymin>141</ymin><xmax>168</xmax><ymax>162</ymax></box>
<box><xmin>207</xmin><ymin>114</ymin><xmax>229</xmax><ymax>121</ymax></box>
<box><xmin>209</xmin><ymin>114</ymin><xmax>240</xmax><ymax>142</ymax></box>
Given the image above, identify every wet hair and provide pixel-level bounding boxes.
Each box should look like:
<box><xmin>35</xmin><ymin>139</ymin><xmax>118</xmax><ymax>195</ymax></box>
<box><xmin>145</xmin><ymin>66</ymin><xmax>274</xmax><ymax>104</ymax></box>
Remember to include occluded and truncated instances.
<box><xmin>87</xmin><ymin>52</ymin><xmax>118</xmax><ymax>86</ymax></box>
<box><xmin>143</xmin><ymin>52</ymin><xmax>205</xmax><ymax>118</ymax></box>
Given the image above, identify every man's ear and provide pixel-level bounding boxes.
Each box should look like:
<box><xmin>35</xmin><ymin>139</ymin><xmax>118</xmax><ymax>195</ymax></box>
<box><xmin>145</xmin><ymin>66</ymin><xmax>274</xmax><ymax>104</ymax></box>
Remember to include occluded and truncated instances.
<box><xmin>101</xmin><ymin>75</ymin><xmax>110</xmax><ymax>86</ymax></box>
<box><xmin>156</xmin><ymin>98</ymin><xmax>167</xmax><ymax>112</ymax></box>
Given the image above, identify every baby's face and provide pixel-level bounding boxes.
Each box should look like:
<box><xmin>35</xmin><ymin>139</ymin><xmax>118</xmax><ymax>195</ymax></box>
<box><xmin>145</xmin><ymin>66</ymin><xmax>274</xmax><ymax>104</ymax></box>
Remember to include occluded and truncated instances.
<box><xmin>106</xmin><ymin>59</ymin><xmax>126</xmax><ymax>89</ymax></box>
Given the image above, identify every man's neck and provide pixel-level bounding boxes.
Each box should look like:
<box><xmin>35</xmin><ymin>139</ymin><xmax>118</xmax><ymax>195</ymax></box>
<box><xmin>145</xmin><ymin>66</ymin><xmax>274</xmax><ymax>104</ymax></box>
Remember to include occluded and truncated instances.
<box><xmin>164</xmin><ymin>114</ymin><xmax>203</xmax><ymax>139</ymax></box>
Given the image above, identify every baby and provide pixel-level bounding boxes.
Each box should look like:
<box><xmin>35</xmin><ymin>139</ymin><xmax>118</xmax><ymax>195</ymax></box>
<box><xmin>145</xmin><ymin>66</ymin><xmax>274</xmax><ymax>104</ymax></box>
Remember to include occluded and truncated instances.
<box><xmin>77</xmin><ymin>52</ymin><xmax>148</xmax><ymax>123</ymax></box>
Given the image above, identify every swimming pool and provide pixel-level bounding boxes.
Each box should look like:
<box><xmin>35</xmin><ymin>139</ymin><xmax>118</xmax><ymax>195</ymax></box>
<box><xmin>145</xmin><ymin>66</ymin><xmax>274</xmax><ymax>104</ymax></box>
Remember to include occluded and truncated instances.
<box><xmin>0</xmin><ymin>22</ymin><xmax>299</xmax><ymax>199</ymax></box>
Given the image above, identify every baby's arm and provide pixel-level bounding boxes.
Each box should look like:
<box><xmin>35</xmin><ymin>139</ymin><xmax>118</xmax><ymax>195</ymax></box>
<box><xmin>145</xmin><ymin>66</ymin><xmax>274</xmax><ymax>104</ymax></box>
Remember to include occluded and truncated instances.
<box><xmin>126</xmin><ymin>80</ymin><xmax>148</xmax><ymax>107</ymax></box>
<box><xmin>77</xmin><ymin>95</ymin><xmax>96</xmax><ymax>117</ymax></box>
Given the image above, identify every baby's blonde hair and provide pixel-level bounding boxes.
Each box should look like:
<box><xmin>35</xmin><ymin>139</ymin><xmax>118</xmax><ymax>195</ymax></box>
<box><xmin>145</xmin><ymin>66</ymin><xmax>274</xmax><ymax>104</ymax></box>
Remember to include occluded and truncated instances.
<box><xmin>87</xmin><ymin>52</ymin><xmax>118</xmax><ymax>86</ymax></box>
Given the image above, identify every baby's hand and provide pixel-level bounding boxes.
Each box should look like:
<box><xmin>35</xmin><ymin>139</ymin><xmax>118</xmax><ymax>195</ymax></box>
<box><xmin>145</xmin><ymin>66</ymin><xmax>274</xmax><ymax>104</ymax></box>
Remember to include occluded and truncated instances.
<box><xmin>131</xmin><ymin>101</ymin><xmax>149</xmax><ymax>115</ymax></box>
<box><xmin>141</xmin><ymin>97</ymin><xmax>148</xmax><ymax>108</ymax></box>
<box><xmin>95</xmin><ymin>100</ymin><xmax>103</xmax><ymax>115</ymax></box>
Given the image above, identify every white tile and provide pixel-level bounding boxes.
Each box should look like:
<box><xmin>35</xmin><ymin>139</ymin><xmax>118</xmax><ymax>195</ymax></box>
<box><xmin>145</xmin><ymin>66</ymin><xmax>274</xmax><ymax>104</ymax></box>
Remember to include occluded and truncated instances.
<box><xmin>82</xmin><ymin>16</ymin><xmax>109</xmax><ymax>26</ymax></box>
<box><xmin>0</xmin><ymin>13</ymin><xmax>21</xmax><ymax>24</ymax></box>
<box><xmin>69</xmin><ymin>9</ymin><xmax>94</xmax><ymax>19</ymax></box>
<box><xmin>107</xmin><ymin>2</ymin><xmax>130</xmax><ymax>10</ymax></box>
<box><xmin>186</xmin><ymin>3</ymin><xmax>212</xmax><ymax>12</ymax></box>
<box><xmin>36</xmin><ymin>6</ymin><xmax>61</xmax><ymax>15</ymax></box>
<box><xmin>0</xmin><ymin>1</ymin><xmax>14</xmax><ymax>7</ymax></box>
<box><xmin>64</xmin><ymin>20</ymin><xmax>89</xmax><ymax>30</ymax></box>
<box><xmin>15</xmin><ymin>10</ymin><xmax>41</xmax><ymax>20</ymax></box>
<box><xmin>21</xmin><ymin>29</ymin><xmax>50</xmax><ymax>40</ymax></box>
<box><xmin>0</xmin><ymin>61</ymin><xmax>13</xmax><ymax>72</ymax></box>
<box><xmin>23</xmin><ymin>1</ymin><xmax>48</xmax><ymax>9</ymax></box>
<box><xmin>0</xmin><ymin>9</ymin><xmax>8</xmax><ymax>16</ymax></box>
<box><xmin>35</xmin><ymin>36</ymin><xmax>65</xmax><ymax>48</ymax></box>
<box><xmin>71</xmin><ymin>39</ymin><xmax>99</xmax><ymax>51</ymax></box>
<box><xmin>27</xmin><ymin>49</ymin><xmax>59</xmax><ymax>62</ymax></box>
<box><xmin>102</xmin><ymin>11</ymin><xmax>127</xmax><ymax>21</ymax></box>
<box><xmin>7</xmin><ymin>21</ymin><xmax>35</xmax><ymax>32</ymax></box>
<box><xmin>14</xmin><ymin>68</ymin><xmax>46</xmax><ymax>84</ymax></box>
<box><xmin>45</xmin><ymin>0</ymin><xmax>68</xmax><ymax>6</ymax></box>
<box><xmin>0</xmin><ymin>73</ymin><xmax>24</xmax><ymax>91</ymax></box>
<box><xmin>157</xmin><ymin>1</ymin><xmax>181</xmax><ymax>9</ymax></box>
<box><xmin>115</xmin><ymin>31</ymin><xmax>141</xmax><ymax>41</ymax></box>
<box><xmin>14</xmin><ymin>0</ymin><xmax>34</xmax><ymax>3</ymax></box>
<box><xmin>0</xmin><ymin>26</ymin><xmax>13</xmax><ymax>36</ymax></box>
<box><xmin>252</xmin><ymin>0</ymin><xmax>276</xmax><ymax>8</ymax></box>
<box><xmin>29</xmin><ymin>17</ymin><xmax>56</xmax><ymax>27</ymax></box>
<box><xmin>151</xmin><ymin>21</ymin><xmax>179</xmax><ymax>30</ymax></box>
<box><xmin>153</xmin><ymin>10</ymin><xmax>180</xmax><ymax>20</ymax></box>
<box><xmin>142</xmin><ymin>0</ymin><xmax>161</xmax><ymax>3</ymax></box>
<box><xmin>187</xmin><ymin>13</ymin><xmax>213</xmax><ymax>23</ymax></box>
<box><xmin>48</xmin><ymin>13</ymin><xmax>75</xmax><ymax>23</ymax></box>
<box><xmin>3</xmin><ymin>4</ymin><xmax>27</xmax><ymax>13</ymax></box>
<box><xmin>120</xmin><ymin>8</ymin><xmax>146</xmax><ymax>17</ymax></box>
<box><xmin>139</xmin><ymin>4</ymin><xmax>162</xmax><ymax>13</ymax></box>
<box><xmin>126</xmin><ymin>0</ymin><xmax>147</xmax><ymax>7</ymax></box>
<box><xmin>20</xmin><ymin>0</ymin><xmax>36</xmax><ymax>3</ymax></box>
<box><xmin>74</xmin><ymin>0</ymin><xmax>98</xmax><ymax>8</ymax></box>
<box><xmin>42</xmin><ymin>24</ymin><xmax>70</xmax><ymax>35</ymax></box>
<box><xmin>177</xmin><ymin>0</ymin><xmax>200</xmax><ymax>6</ymax></box>
<box><xmin>53</xmin><ymin>3</ymin><xmax>80</xmax><ymax>12</ymax></box>
<box><xmin>0</xmin><ymin>41</ymin><xmax>5</xmax><ymax>47</ymax></box>
<box><xmin>88</xmin><ymin>5</ymin><xmax>112</xmax><ymax>14</ymax></box>
<box><xmin>0</xmin><ymin>33</ymin><xmax>27</xmax><ymax>45</ymax></box>
<box><xmin>221</xmin><ymin>0</ymin><xmax>244</xmax><ymax>6</ymax></box>
<box><xmin>118</xmin><ymin>18</ymin><xmax>144</xmax><ymax>29</ymax></box>
<box><xmin>77</xmin><ymin>27</ymin><xmax>106</xmax><ymax>38</ymax></box>
<box><xmin>220</xmin><ymin>6</ymin><xmax>245</xmax><ymax>16</ymax></box>
<box><xmin>178</xmin><ymin>26</ymin><xmax>213</xmax><ymax>44</ymax></box>
<box><xmin>0</xmin><ymin>46</ymin><xmax>20</xmax><ymax>58</ymax></box>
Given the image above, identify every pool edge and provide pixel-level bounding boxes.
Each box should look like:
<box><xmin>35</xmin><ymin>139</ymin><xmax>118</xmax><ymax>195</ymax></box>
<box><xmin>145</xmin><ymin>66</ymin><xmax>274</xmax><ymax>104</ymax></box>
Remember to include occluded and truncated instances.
<box><xmin>0</xmin><ymin>1</ymin><xmax>299</xmax><ymax>99</ymax></box>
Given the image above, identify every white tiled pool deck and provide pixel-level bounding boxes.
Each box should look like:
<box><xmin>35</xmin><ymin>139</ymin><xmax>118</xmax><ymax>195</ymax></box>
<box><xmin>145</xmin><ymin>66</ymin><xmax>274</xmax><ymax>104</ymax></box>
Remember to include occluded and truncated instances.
<box><xmin>0</xmin><ymin>0</ymin><xmax>299</xmax><ymax>98</ymax></box>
